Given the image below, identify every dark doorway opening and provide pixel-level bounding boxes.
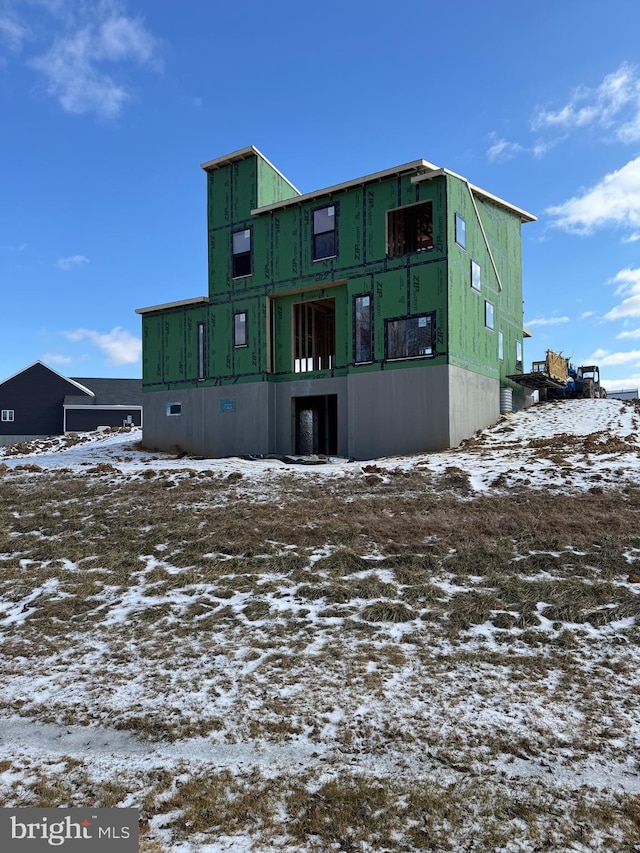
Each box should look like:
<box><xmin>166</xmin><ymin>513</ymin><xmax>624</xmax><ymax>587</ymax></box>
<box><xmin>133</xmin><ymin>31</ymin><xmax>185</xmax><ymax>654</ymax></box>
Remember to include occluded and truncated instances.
<box><xmin>293</xmin><ymin>395</ymin><xmax>338</xmax><ymax>455</ymax></box>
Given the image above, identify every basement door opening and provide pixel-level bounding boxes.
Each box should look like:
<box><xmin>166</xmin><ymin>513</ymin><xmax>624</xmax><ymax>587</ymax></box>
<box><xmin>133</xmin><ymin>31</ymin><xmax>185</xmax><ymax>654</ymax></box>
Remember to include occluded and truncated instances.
<box><xmin>293</xmin><ymin>395</ymin><xmax>338</xmax><ymax>456</ymax></box>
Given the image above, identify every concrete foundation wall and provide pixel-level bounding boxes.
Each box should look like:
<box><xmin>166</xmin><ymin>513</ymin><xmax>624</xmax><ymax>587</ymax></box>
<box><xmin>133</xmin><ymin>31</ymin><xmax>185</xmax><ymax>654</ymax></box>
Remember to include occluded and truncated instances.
<box><xmin>448</xmin><ymin>365</ymin><xmax>500</xmax><ymax>446</ymax></box>
<box><xmin>347</xmin><ymin>366</ymin><xmax>451</xmax><ymax>457</ymax></box>
<box><xmin>0</xmin><ymin>434</ymin><xmax>50</xmax><ymax>447</ymax></box>
<box><xmin>141</xmin><ymin>384</ymin><xmax>273</xmax><ymax>457</ymax></box>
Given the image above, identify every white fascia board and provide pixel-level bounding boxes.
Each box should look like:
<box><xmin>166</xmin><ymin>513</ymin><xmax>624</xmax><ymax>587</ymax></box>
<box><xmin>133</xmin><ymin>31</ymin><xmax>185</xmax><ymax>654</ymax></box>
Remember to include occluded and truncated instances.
<box><xmin>135</xmin><ymin>296</ymin><xmax>209</xmax><ymax>315</ymax></box>
<box><xmin>200</xmin><ymin>145</ymin><xmax>301</xmax><ymax>196</ymax></box>
<box><xmin>0</xmin><ymin>360</ymin><xmax>95</xmax><ymax>397</ymax></box>
<box><xmin>63</xmin><ymin>404</ymin><xmax>143</xmax><ymax>410</ymax></box>
<box><xmin>411</xmin><ymin>168</ymin><xmax>536</xmax><ymax>223</ymax></box>
<box><xmin>251</xmin><ymin>159</ymin><xmax>437</xmax><ymax>216</ymax></box>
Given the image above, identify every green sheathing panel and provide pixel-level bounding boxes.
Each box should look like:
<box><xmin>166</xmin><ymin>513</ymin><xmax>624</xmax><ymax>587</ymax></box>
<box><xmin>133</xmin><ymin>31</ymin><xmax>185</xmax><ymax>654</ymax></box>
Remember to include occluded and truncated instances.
<box><xmin>446</xmin><ymin>175</ymin><xmax>523</xmax><ymax>384</ymax></box>
<box><xmin>256</xmin><ymin>156</ymin><xmax>299</xmax><ymax>208</ymax></box>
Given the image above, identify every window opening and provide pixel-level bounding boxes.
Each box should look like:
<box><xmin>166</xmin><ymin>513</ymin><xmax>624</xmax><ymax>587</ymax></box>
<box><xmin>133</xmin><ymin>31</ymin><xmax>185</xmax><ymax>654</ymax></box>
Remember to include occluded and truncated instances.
<box><xmin>387</xmin><ymin>201</ymin><xmax>433</xmax><ymax>256</ymax></box>
<box><xmin>471</xmin><ymin>259</ymin><xmax>481</xmax><ymax>291</ymax></box>
<box><xmin>293</xmin><ymin>298</ymin><xmax>335</xmax><ymax>372</ymax></box>
<box><xmin>312</xmin><ymin>205</ymin><xmax>336</xmax><ymax>260</ymax></box>
<box><xmin>498</xmin><ymin>330</ymin><xmax>504</xmax><ymax>361</ymax></box>
<box><xmin>166</xmin><ymin>403</ymin><xmax>182</xmax><ymax>416</ymax></box>
<box><xmin>455</xmin><ymin>213</ymin><xmax>466</xmax><ymax>249</ymax></box>
<box><xmin>234</xmin><ymin>312</ymin><xmax>248</xmax><ymax>347</ymax></box>
<box><xmin>485</xmin><ymin>301</ymin><xmax>495</xmax><ymax>330</ymax></box>
<box><xmin>516</xmin><ymin>340</ymin><xmax>523</xmax><ymax>371</ymax></box>
<box><xmin>232</xmin><ymin>229</ymin><xmax>252</xmax><ymax>278</ymax></box>
<box><xmin>197</xmin><ymin>321</ymin><xmax>206</xmax><ymax>380</ymax></box>
<box><xmin>354</xmin><ymin>295</ymin><xmax>373</xmax><ymax>363</ymax></box>
<box><xmin>1</xmin><ymin>409</ymin><xmax>14</xmax><ymax>422</ymax></box>
<box><xmin>386</xmin><ymin>314</ymin><xmax>435</xmax><ymax>360</ymax></box>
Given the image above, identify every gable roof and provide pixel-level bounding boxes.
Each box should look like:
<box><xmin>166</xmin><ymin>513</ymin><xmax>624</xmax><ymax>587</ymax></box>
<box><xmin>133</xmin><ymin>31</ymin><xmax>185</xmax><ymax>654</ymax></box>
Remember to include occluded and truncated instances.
<box><xmin>0</xmin><ymin>361</ymin><xmax>95</xmax><ymax>396</ymax></box>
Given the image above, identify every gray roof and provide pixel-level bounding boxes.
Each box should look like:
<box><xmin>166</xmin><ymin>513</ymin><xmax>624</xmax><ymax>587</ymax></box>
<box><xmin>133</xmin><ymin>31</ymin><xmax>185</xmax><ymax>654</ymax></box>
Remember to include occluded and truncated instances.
<box><xmin>65</xmin><ymin>378</ymin><xmax>142</xmax><ymax>407</ymax></box>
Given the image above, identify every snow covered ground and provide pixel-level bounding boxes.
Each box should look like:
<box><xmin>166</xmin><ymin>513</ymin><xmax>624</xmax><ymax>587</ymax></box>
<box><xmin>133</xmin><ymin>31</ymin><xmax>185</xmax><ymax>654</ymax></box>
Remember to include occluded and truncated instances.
<box><xmin>0</xmin><ymin>399</ymin><xmax>639</xmax><ymax>851</ymax></box>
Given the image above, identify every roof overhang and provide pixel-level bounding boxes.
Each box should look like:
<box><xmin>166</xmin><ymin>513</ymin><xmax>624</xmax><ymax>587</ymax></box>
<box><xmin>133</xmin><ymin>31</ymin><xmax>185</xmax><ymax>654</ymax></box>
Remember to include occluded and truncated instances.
<box><xmin>251</xmin><ymin>159</ymin><xmax>436</xmax><ymax>216</ymax></box>
<box><xmin>200</xmin><ymin>145</ymin><xmax>300</xmax><ymax>195</ymax></box>
<box><xmin>411</xmin><ymin>167</ymin><xmax>536</xmax><ymax>223</ymax></box>
<box><xmin>135</xmin><ymin>296</ymin><xmax>209</xmax><ymax>315</ymax></box>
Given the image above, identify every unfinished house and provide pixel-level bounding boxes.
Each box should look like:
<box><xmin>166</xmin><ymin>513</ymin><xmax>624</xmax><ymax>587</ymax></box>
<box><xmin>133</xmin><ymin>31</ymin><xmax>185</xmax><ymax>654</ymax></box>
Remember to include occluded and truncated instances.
<box><xmin>136</xmin><ymin>146</ymin><xmax>535</xmax><ymax>459</ymax></box>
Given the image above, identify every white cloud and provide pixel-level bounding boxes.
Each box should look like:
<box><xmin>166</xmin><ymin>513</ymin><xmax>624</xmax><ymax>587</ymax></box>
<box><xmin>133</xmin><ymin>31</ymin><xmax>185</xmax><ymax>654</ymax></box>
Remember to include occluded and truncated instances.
<box><xmin>622</xmin><ymin>232</ymin><xmax>640</xmax><ymax>243</ymax></box>
<box><xmin>1</xmin><ymin>241</ymin><xmax>28</xmax><ymax>251</ymax></box>
<box><xmin>486</xmin><ymin>137</ymin><xmax>524</xmax><ymax>162</ymax></box>
<box><xmin>42</xmin><ymin>351</ymin><xmax>72</xmax><ymax>365</ymax></box>
<box><xmin>63</xmin><ymin>326</ymin><xmax>141</xmax><ymax>365</ymax></box>
<box><xmin>4</xmin><ymin>1</ymin><xmax>160</xmax><ymax>118</ymax></box>
<box><xmin>588</xmin><ymin>347</ymin><xmax>640</xmax><ymax>366</ymax></box>
<box><xmin>533</xmin><ymin>63</ymin><xmax>640</xmax><ymax>143</ymax></box>
<box><xmin>56</xmin><ymin>253</ymin><xmax>89</xmax><ymax>270</ymax></box>
<box><xmin>545</xmin><ymin>156</ymin><xmax>640</xmax><ymax>234</ymax></box>
<box><xmin>578</xmin><ymin>311</ymin><xmax>595</xmax><ymax>320</ymax></box>
<box><xmin>0</xmin><ymin>12</ymin><xmax>29</xmax><ymax>53</ymax></box>
<box><xmin>617</xmin><ymin>328</ymin><xmax>640</xmax><ymax>339</ymax></box>
<box><xmin>525</xmin><ymin>316</ymin><xmax>570</xmax><ymax>327</ymax></box>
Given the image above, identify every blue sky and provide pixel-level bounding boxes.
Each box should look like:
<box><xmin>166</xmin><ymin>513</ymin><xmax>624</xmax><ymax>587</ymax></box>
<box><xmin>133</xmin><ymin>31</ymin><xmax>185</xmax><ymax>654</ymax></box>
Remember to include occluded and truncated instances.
<box><xmin>1</xmin><ymin>0</ymin><xmax>640</xmax><ymax>391</ymax></box>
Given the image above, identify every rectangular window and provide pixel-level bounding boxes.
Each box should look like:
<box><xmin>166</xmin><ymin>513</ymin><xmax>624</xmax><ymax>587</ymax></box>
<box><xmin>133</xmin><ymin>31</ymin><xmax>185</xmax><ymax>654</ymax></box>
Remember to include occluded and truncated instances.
<box><xmin>232</xmin><ymin>229</ymin><xmax>252</xmax><ymax>278</ymax></box>
<box><xmin>455</xmin><ymin>212</ymin><xmax>466</xmax><ymax>249</ymax></box>
<box><xmin>197</xmin><ymin>321</ymin><xmax>206</xmax><ymax>380</ymax></box>
<box><xmin>471</xmin><ymin>259</ymin><xmax>481</xmax><ymax>291</ymax></box>
<box><xmin>516</xmin><ymin>340</ymin><xmax>523</xmax><ymax>371</ymax></box>
<box><xmin>385</xmin><ymin>314</ymin><xmax>435</xmax><ymax>360</ymax></box>
<box><xmin>485</xmin><ymin>301</ymin><xmax>494</xmax><ymax>330</ymax></box>
<box><xmin>313</xmin><ymin>205</ymin><xmax>337</xmax><ymax>260</ymax></box>
<box><xmin>234</xmin><ymin>311</ymin><xmax>248</xmax><ymax>347</ymax></box>
<box><xmin>1</xmin><ymin>409</ymin><xmax>14</xmax><ymax>422</ymax></box>
<box><xmin>293</xmin><ymin>298</ymin><xmax>335</xmax><ymax>372</ymax></box>
<box><xmin>498</xmin><ymin>330</ymin><xmax>504</xmax><ymax>361</ymax></box>
<box><xmin>166</xmin><ymin>403</ymin><xmax>182</xmax><ymax>416</ymax></box>
<box><xmin>354</xmin><ymin>295</ymin><xmax>373</xmax><ymax>363</ymax></box>
<box><xmin>387</xmin><ymin>201</ymin><xmax>433</xmax><ymax>256</ymax></box>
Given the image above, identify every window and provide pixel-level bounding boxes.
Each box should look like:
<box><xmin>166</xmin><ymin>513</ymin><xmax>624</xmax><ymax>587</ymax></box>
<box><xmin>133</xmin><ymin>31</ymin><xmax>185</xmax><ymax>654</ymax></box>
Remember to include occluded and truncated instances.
<box><xmin>387</xmin><ymin>201</ymin><xmax>433</xmax><ymax>256</ymax></box>
<box><xmin>1</xmin><ymin>409</ymin><xmax>14</xmax><ymax>422</ymax></box>
<box><xmin>498</xmin><ymin>330</ymin><xmax>504</xmax><ymax>361</ymax></box>
<box><xmin>455</xmin><ymin>213</ymin><xmax>466</xmax><ymax>249</ymax></box>
<box><xmin>354</xmin><ymin>295</ymin><xmax>373</xmax><ymax>363</ymax></box>
<box><xmin>385</xmin><ymin>313</ymin><xmax>435</xmax><ymax>360</ymax></box>
<box><xmin>293</xmin><ymin>298</ymin><xmax>335</xmax><ymax>372</ymax></box>
<box><xmin>232</xmin><ymin>228</ymin><xmax>252</xmax><ymax>278</ymax></box>
<box><xmin>485</xmin><ymin>301</ymin><xmax>494</xmax><ymax>330</ymax></box>
<box><xmin>471</xmin><ymin>259</ymin><xmax>481</xmax><ymax>292</ymax></box>
<box><xmin>197</xmin><ymin>321</ymin><xmax>206</xmax><ymax>380</ymax></box>
<box><xmin>234</xmin><ymin>311</ymin><xmax>248</xmax><ymax>347</ymax></box>
<box><xmin>166</xmin><ymin>403</ymin><xmax>182</xmax><ymax>416</ymax></box>
<box><xmin>312</xmin><ymin>205</ymin><xmax>337</xmax><ymax>260</ymax></box>
<box><xmin>516</xmin><ymin>340</ymin><xmax>523</xmax><ymax>371</ymax></box>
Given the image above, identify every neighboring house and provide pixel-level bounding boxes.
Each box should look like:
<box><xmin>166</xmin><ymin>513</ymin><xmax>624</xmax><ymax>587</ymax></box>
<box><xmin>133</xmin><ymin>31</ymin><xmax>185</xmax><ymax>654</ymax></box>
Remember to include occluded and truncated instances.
<box><xmin>607</xmin><ymin>389</ymin><xmax>638</xmax><ymax>401</ymax></box>
<box><xmin>136</xmin><ymin>146</ymin><xmax>535</xmax><ymax>459</ymax></box>
<box><xmin>0</xmin><ymin>361</ymin><xmax>142</xmax><ymax>446</ymax></box>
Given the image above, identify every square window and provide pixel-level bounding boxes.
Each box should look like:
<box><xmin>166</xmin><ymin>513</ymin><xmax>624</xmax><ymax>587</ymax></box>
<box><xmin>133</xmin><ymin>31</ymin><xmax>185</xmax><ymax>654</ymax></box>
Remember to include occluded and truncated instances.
<box><xmin>387</xmin><ymin>201</ymin><xmax>433</xmax><ymax>256</ymax></box>
<box><xmin>1</xmin><ymin>409</ymin><xmax>14</xmax><ymax>422</ymax></box>
<box><xmin>471</xmin><ymin>259</ymin><xmax>481</xmax><ymax>291</ymax></box>
<box><xmin>166</xmin><ymin>403</ymin><xmax>182</xmax><ymax>416</ymax></box>
<box><xmin>232</xmin><ymin>229</ymin><xmax>252</xmax><ymax>278</ymax></box>
<box><xmin>485</xmin><ymin>301</ymin><xmax>494</xmax><ymax>330</ymax></box>
<box><xmin>234</xmin><ymin>311</ymin><xmax>248</xmax><ymax>347</ymax></box>
<box><xmin>312</xmin><ymin>205</ymin><xmax>336</xmax><ymax>260</ymax></box>
<box><xmin>385</xmin><ymin>314</ymin><xmax>435</xmax><ymax>360</ymax></box>
<box><xmin>354</xmin><ymin>294</ymin><xmax>372</xmax><ymax>363</ymax></box>
<box><xmin>455</xmin><ymin>213</ymin><xmax>466</xmax><ymax>249</ymax></box>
